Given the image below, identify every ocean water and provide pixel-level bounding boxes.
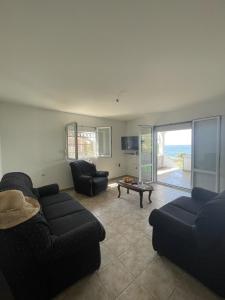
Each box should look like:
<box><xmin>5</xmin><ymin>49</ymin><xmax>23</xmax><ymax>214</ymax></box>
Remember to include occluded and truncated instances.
<box><xmin>164</xmin><ymin>145</ymin><xmax>191</xmax><ymax>157</ymax></box>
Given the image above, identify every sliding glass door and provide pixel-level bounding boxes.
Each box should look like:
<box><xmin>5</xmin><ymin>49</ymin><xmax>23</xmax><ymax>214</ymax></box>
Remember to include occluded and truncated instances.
<box><xmin>139</xmin><ymin>126</ymin><xmax>153</xmax><ymax>183</ymax></box>
<box><xmin>138</xmin><ymin>117</ymin><xmax>221</xmax><ymax>192</ymax></box>
<box><xmin>155</xmin><ymin>123</ymin><xmax>192</xmax><ymax>189</ymax></box>
<box><xmin>192</xmin><ymin>117</ymin><xmax>220</xmax><ymax>192</ymax></box>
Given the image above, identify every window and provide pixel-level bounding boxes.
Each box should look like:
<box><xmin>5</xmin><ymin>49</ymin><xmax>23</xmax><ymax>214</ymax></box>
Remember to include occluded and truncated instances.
<box><xmin>66</xmin><ymin>123</ymin><xmax>77</xmax><ymax>160</ymax></box>
<box><xmin>66</xmin><ymin>124</ymin><xmax>112</xmax><ymax>159</ymax></box>
<box><xmin>77</xmin><ymin>126</ymin><xmax>97</xmax><ymax>159</ymax></box>
<box><xmin>97</xmin><ymin>127</ymin><xmax>112</xmax><ymax>157</ymax></box>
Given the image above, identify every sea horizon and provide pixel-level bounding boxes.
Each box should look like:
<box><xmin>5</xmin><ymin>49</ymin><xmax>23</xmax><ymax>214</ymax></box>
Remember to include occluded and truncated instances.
<box><xmin>164</xmin><ymin>144</ymin><xmax>191</xmax><ymax>157</ymax></box>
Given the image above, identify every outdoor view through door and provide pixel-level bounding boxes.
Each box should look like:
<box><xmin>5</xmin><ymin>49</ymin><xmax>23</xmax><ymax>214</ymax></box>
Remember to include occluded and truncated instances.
<box><xmin>157</xmin><ymin>128</ymin><xmax>192</xmax><ymax>189</ymax></box>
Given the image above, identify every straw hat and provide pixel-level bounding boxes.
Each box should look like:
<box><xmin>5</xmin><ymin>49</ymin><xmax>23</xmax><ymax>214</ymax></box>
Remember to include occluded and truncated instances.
<box><xmin>0</xmin><ymin>190</ymin><xmax>40</xmax><ymax>229</ymax></box>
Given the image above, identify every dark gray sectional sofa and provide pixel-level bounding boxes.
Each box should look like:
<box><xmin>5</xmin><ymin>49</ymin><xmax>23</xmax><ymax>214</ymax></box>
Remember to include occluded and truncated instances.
<box><xmin>0</xmin><ymin>172</ymin><xmax>105</xmax><ymax>300</ymax></box>
<box><xmin>149</xmin><ymin>187</ymin><xmax>225</xmax><ymax>297</ymax></box>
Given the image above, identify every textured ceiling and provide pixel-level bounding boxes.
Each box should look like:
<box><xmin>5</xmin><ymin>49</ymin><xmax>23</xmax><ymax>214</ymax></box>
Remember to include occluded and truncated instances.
<box><xmin>0</xmin><ymin>0</ymin><xmax>225</xmax><ymax>120</ymax></box>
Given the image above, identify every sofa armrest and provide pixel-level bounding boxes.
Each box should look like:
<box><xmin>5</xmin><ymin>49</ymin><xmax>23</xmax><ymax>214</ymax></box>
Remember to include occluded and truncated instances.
<box><xmin>149</xmin><ymin>209</ymin><xmax>194</xmax><ymax>241</ymax></box>
<box><xmin>78</xmin><ymin>175</ymin><xmax>93</xmax><ymax>187</ymax></box>
<box><xmin>191</xmin><ymin>187</ymin><xmax>218</xmax><ymax>202</ymax></box>
<box><xmin>79</xmin><ymin>175</ymin><xmax>93</xmax><ymax>182</ymax></box>
<box><xmin>95</xmin><ymin>171</ymin><xmax>109</xmax><ymax>177</ymax></box>
<box><xmin>37</xmin><ymin>184</ymin><xmax>59</xmax><ymax>198</ymax></box>
<box><xmin>52</xmin><ymin>221</ymin><xmax>100</xmax><ymax>260</ymax></box>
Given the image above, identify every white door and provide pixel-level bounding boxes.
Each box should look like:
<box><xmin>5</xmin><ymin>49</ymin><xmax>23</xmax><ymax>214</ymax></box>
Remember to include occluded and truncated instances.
<box><xmin>192</xmin><ymin>116</ymin><xmax>221</xmax><ymax>192</ymax></box>
<box><xmin>139</xmin><ymin>126</ymin><xmax>153</xmax><ymax>183</ymax></box>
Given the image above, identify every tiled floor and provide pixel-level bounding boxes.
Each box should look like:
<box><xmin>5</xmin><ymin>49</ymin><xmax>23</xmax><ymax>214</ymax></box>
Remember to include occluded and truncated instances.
<box><xmin>157</xmin><ymin>168</ymin><xmax>191</xmax><ymax>189</ymax></box>
<box><xmin>55</xmin><ymin>182</ymin><xmax>221</xmax><ymax>300</ymax></box>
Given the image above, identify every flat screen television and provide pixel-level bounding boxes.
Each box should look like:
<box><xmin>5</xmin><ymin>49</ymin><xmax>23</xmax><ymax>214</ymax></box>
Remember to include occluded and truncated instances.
<box><xmin>121</xmin><ymin>136</ymin><xmax>139</xmax><ymax>151</ymax></box>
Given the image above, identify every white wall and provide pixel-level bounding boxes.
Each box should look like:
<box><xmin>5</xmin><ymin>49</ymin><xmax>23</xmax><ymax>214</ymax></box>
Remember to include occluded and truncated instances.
<box><xmin>0</xmin><ymin>136</ymin><xmax>2</xmax><ymax>178</ymax></box>
<box><xmin>1</xmin><ymin>97</ymin><xmax>225</xmax><ymax>191</ymax></box>
<box><xmin>125</xmin><ymin>97</ymin><xmax>225</xmax><ymax>191</ymax></box>
<box><xmin>0</xmin><ymin>102</ymin><xmax>126</xmax><ymax>189</ymax></box>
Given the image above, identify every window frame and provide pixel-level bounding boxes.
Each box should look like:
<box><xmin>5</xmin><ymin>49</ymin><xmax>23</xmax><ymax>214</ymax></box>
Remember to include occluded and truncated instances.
<box><xmin>97</xmin><ymin>126</ymin><xmax>112</xmax><ymax>158</ymax></box>
<box><xmin>65</xmin><ymin>124</ymin><xmax>112</xmax><ymax>160</ymax></box>
<box><xmin>65</xmin><ymin>122</ymin><xmax>78</xmax><ymax>160</ymax></box>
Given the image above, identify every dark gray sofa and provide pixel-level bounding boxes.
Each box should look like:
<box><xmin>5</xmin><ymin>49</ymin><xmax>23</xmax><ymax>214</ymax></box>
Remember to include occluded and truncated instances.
<box><xmin>0</xmin><ymin>172</ymin><xmax>105</xmax><ymax>300</ymax></box>
<box><xmin>149</xmin><ymin>187</ymin><xmax>225</xmax><ymax>297</ymax></box>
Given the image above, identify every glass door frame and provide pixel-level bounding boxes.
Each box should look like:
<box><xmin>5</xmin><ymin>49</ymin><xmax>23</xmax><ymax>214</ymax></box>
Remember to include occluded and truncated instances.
<box><xmin>191</xmin><ymin>116</ymin><xmax>221</xmax><ymax>192</ymax></box>
<box><xmin>138</xmin><ymin>125</ymin><xmax>154</xmax><ymax>183</ymax></box>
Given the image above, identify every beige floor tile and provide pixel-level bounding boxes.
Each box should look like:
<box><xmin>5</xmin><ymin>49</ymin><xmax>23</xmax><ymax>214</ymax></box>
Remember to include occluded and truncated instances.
<box><xmin>57</xmin><ymin>273</ymin><xmax>111</xmax><ymax>300</ymax></box>
<box><xmin>97</xmin><ymin>209</ymin><xmax>123</xmax><ymax>225</ymax></box>
<box><xmin>97</xmin><ymin>260</ymin><xmax>134</xmax><ymax>298</ymax></box>
<box><xmin>118</xmin><ymin>237</ymin><xmax>156</xmax><ymax>277</ymax></box>
<box><xmin>169</xmin><ymin>287</ymin><xmax>197</xmax><ymax>300</ymax></box>
<box><xmin>109</xmin><ymin>219</ymin><xmax>135</xmax><ymax>235</ymax></box>
<box><xmin>100</xmin><ymin>243</ymin><xmax>118</xmax><ymax>268</ymax></box>
<box><xmin>104</xmin><ymin>232</ymin><xmax>132</xmax><ymax>257</ymax></box>
<box><xmin>122</xmin><ymin>227</ymin><xmax>151</xmax><ymax>244</ymax></box>
<box><xmin>117</xmin><ymin>281</ymin><xmax>156</xmax><ymax>300</ymax></box>
<box><xmin>103</xmin><ymin>222</ymin><xmax>120</xmax><ymax>240</ymax></box>
<box><xmin>136</xmin><ymin>257</ymin><xmax>177</xmax><ymax>300</ymax></box>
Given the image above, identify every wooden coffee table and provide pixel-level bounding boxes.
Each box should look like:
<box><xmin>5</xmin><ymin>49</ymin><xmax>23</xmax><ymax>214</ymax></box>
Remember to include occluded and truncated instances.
<box><xmin>117</xmin><ymin>180</ymin><xmax>153</xmax><ymax>208</ymax></box>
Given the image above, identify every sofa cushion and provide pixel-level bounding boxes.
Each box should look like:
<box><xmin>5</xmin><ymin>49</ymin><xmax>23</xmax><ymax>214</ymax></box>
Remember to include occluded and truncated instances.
<box><xmin>170</xmin><ymin>196</ymin><xmax>206</xmax><ymax>215</ymax></box>
<box><xmin>42</xmin><ymin>200</ymin><xmax>85</xmax><ymax>221</ymax></box>
<box><xmin>195</xmin><ymin>196</ymin><xmax>225</xmax><ymax>248</ymax></box>
<box><xmin>48</xmin><ymin>210</ymin><xmax>105</xmax><ymax>241</ymax></box>
<box><xmin>38</xmin><ymin>192</ymin><xmax>73</xmax><ymax>208</ymax></box>
<box><xmin>0</xmin><ymin>172</ymin><xmax>36</xmax><ymax>198</ymax></box>
<box><xmin>161</xmin><ymin>203</ymin><xmax>196</xmax><ymax>226</ymax></box>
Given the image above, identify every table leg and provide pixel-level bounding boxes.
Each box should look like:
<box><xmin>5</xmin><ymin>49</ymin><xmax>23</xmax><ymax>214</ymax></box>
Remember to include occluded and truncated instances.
<box><xmin>127</xmin><ymin>188</ymin><xmax>129</xmax><ymax>194</ymax></box>
<box><xmin>117</xmin><ymin>184</ymin><xmax>121</xmax><ymax>198</ymax></box>
<box><xmin>139</xmin><ymin>191</ymin><xmax>143</xmax><ymax>208</ymax></box>
<box><xmin>148</xmin><ymin>191</ymin><xmax>152</xmax><ymax>203</ymax></box>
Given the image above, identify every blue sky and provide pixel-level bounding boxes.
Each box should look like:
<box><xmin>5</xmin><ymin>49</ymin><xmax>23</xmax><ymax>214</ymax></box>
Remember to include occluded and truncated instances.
<box><xmin>164</xmin><ymin>129</ymin><xmax>192</xmax><ymax>146</ymax></box>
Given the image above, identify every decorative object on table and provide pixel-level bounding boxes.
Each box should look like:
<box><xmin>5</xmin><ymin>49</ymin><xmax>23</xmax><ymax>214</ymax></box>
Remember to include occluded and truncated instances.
<box><xmin>117</xmin><ymin>180</ymin><xmax>153</xmax><ymax>208</ymax></box>
<box><xmin>123</xmin><ymin>176</ymin><xmax>134</xmax><ymax>184</ymax></box>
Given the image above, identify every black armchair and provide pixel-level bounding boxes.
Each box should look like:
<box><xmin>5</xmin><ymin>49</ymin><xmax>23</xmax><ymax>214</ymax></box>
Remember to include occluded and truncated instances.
<box><xmin>70</xmin><ymin>160</ymin><xmax>109</xmax><ymax>196</ymax></box>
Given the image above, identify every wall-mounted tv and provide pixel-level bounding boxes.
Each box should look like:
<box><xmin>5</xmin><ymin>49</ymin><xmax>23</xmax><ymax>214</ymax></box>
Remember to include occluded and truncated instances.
<box><xmin>121</xmin><ymin>136</ymin><xmax>139</xmax><ymax>151</ymax></box>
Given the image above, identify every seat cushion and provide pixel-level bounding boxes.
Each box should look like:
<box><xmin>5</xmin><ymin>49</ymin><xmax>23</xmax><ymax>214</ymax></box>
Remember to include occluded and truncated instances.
<box><xmin>49</xmin><ymin>209</ymin><xmax>105</xmax><ymax>240</ymax></box>
<box><xmin>39</xmin><ymin>192</ymin><xmax>73</xmax><ymax>208</ymax></box>
<box><xmin>195</xmin><ymin>196</ymin><xmax>225</xmax><ymax>248</ymax></box>
<box><xmin>42</xmin><ymin>200</ymin><xmax>85</xmax><ymax>221</ymax></box>
<box><xmin>170</xmin><ymin>196</ymin><xmax>206</xmax><ymax>215</ymax></box>
<box><xmin>161</xmin><ymin>202</ymin><xmax>196</xmax><ymax>226</ymax></box>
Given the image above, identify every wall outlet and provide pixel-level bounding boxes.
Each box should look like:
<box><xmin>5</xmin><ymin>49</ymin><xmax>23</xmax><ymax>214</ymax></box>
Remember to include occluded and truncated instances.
<box><xmin>118</xmin><ymin>163</ymin><xmax>120</xmax><ymax>167</ymax></box>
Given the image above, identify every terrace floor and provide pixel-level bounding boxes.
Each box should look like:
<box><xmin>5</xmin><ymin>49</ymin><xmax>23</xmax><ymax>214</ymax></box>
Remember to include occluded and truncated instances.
<box><xmin>157</xmin><ymin>168</ymin><xmax>191</xmax><ymax>189</ymax></box>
